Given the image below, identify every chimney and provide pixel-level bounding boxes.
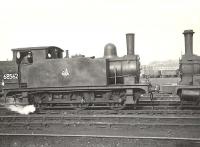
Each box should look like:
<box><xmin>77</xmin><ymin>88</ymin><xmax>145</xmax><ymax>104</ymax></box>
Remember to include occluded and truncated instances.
<box><xmin>126</xmin><ymin>33</ymin><xmax>135</xmax><ymax>56</ymax></box>
<box><xmin>183</xmin><ymin>30</ymin><xmax>194</xmax><ymax>56</ymax></box>
<box><xmin>65</xmin><ymin>50</ymin><xmax>69</xmax><ymax>58</ymax></box>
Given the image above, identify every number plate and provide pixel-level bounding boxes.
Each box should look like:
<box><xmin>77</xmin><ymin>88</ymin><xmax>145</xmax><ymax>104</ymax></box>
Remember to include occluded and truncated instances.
<box><xmin>3</xmin><ymin>73</ymin><xmax>18</xmax><ymax>80</ymax></box>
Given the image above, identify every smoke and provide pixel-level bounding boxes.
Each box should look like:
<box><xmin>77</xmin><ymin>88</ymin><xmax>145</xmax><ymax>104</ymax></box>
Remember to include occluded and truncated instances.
<box><xmin>7</xmin><ymin>105</ymin><xmax>36</xmax><ymax>115</ymax></box>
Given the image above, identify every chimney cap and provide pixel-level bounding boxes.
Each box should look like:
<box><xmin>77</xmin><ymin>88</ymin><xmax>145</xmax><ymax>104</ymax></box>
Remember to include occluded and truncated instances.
<box><xmin>183</xmin><ymin>30</ymin><xmax>194</xmax><ymax>34</ymax></box>
<box><xmin>126</xmin><ymin>33</ymin><xmax>135</xmax><ymax>36</ymax></box>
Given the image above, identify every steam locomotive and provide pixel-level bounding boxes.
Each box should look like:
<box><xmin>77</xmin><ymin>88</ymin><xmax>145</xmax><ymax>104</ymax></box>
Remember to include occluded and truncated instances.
<box><xmin>1</xmin><ymin>34</ymin><xmax>149</xmax><ymax>109</ymax></box>
<box><xmin>176</xmin><ymin>30</ymin><xmax>200</xmax><ymax>104</ymax></box>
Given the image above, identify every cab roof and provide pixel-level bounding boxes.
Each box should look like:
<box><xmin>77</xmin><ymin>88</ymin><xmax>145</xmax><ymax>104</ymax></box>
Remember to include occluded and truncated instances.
<box><xmin>11</xmin><ymin>46</ymin><xmax>64</xmax><ymax>52</ymax></box>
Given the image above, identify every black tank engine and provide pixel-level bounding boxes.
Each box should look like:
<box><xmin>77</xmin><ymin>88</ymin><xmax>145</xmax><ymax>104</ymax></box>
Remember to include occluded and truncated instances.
<box><xmin>176</xmin><ymin>30</ymin><xmax>200</xmax><ymax>104</ymax></box>
<box><xmin>2</xmin><ymin>33</ymin><xmax>149</xmax><ymax>109</ymax></box>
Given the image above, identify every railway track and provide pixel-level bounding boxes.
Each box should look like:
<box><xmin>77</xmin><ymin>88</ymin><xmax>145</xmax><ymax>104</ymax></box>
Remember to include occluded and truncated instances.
<box><xmin>0</xmin><ymin>94</ymin><xmax>200</xmax><ymax>146</ymax></box>
<box><xmin>0</xmin><ymin>134</ymin><xmax>200</xmax><ymax>147</ymax></box>
<box><xmin>1</xmin><ymin>114</ymin><xmax>200</xmax><ymax>124</ymax></box>
<box><xmin>0</xmin><ymin>113</ymin><xmax>200</xmax><ymax>147</ymax></box>
<box><xmin>0</xmin><ymin>114</ymin><xmax>200</xmax><ymax>138</ymax></box>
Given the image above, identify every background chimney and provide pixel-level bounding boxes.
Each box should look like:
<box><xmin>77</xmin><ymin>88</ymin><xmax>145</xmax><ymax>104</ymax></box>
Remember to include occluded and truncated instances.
<box><xmin>183</xmin><ymin>30</ymin><xmax>194</xmax><ymax>56</ymax></box>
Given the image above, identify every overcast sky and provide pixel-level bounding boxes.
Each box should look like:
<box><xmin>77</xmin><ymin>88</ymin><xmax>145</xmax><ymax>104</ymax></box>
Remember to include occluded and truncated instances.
<box><xmin>0</xmin><ymin>0</ymin><xmax>200</xmax><ymax>64</ymax></box>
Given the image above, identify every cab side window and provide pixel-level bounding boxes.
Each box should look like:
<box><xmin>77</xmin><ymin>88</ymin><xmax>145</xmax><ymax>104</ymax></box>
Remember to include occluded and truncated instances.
<box><xmin>46</xmin><ymin>48</ymin><xmax>62</xmax><ymax>59</ymax></box>
<box><xmin>46</xmin><ymin>49</ymin><xmax>53</xmax><ymax>59</ymax></box>
<box><xmin>17</xmin><ymin>51</ymin><xmax>33</xmax><ymax>64</ymax></box>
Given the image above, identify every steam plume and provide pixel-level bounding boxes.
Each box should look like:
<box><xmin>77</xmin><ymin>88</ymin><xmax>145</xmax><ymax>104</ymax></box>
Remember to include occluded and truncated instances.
<box><xmin>7</xmin><ymin>105</ymin><xmax>36</xmax><ymax>115</ymax></box>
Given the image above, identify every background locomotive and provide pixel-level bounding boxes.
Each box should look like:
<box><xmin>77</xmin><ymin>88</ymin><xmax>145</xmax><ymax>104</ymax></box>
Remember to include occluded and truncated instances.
<box><xmin>1</xmin><ymin>33</ymin><xmax>149</xmax><ymax>110</ymax></box>
<box><xmin>0</xmin><ymin>61</ymin><xmax>17</xmax><ymax>96</ymax></box>
<box><xmin>176</xmin><ymin>30</ymin><xmax>200</xmax><ymax>104</ymax></box>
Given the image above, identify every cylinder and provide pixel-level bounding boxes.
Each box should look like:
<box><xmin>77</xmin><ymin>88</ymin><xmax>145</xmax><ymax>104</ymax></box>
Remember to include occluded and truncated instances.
<box><xmin>183</xmin><ymin>30</ymin><xmax>194</xmax><ymax>56</ymax></box>
<box><xmin>104</xmin><ymin>43</ymin><xmax>117</xmax><ymax>58</ymax></box>
<box><xmin>126</xmin><ymin>33</ymin><xmax>135</xmax><ymax>56</ymax></box>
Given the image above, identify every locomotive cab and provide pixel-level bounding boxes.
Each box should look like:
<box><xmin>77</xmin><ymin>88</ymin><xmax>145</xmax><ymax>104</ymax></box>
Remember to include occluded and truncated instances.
<box><xmin>11</xmin><ymin>46</ymin><xmax>64</xmax><ymax>88</ymax></box>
